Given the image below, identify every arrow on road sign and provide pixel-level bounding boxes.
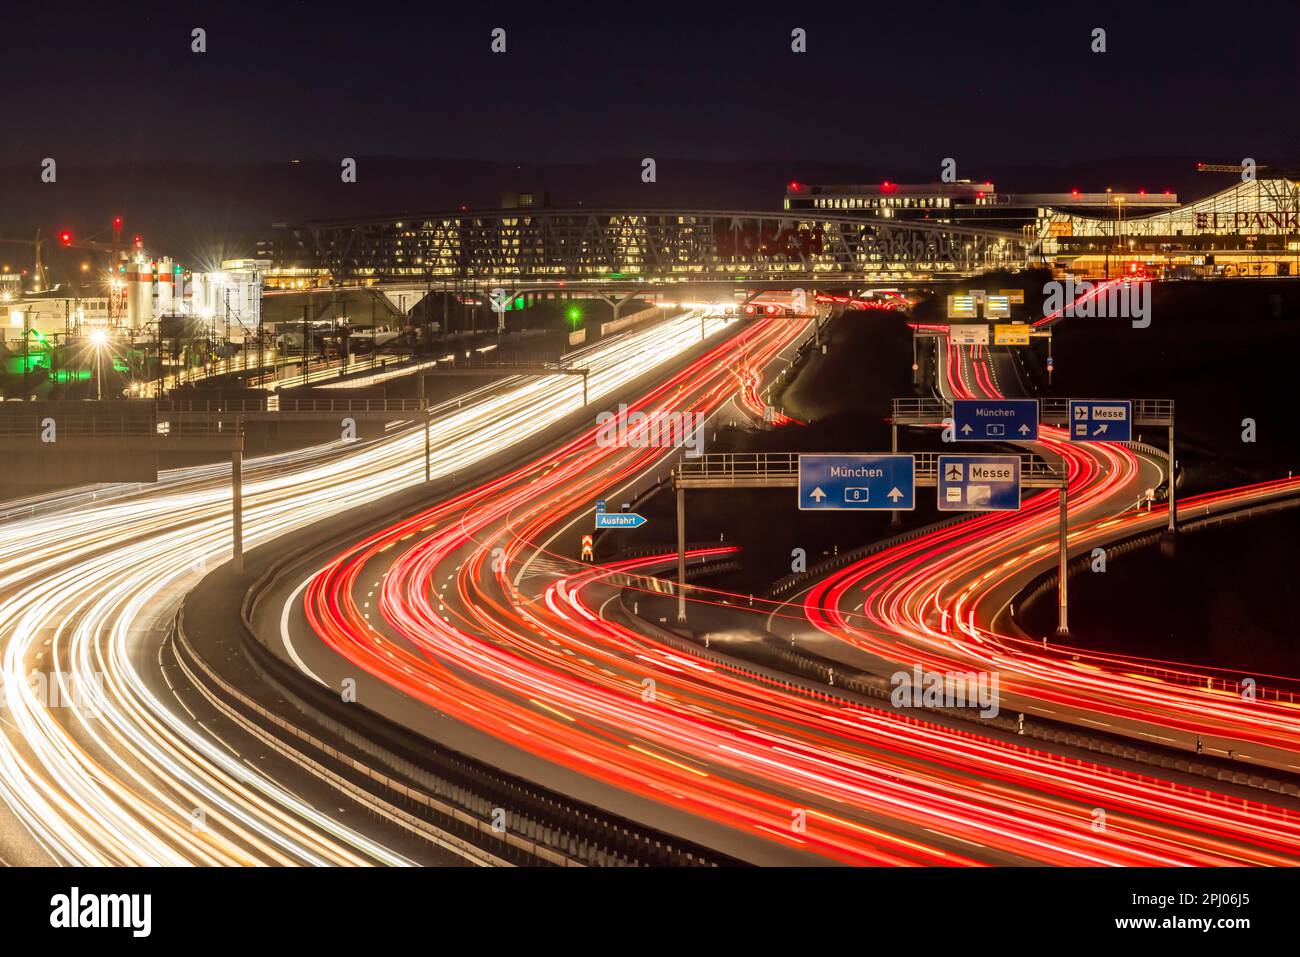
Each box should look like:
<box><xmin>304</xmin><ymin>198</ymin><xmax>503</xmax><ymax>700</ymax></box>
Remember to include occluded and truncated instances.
<box><xmin>886</xmin><ymin>487</ymin><xmax>904</xmax><ymax>502</ymax></box>
<box><xmin>1092</xmin><ymin>424</ymin><xmax>1108</xmax><ymax>436</ymax></box>
<box><xmin>595</xmin><ymin>511</ymin><xmax>647</xmax><ymax>529</ymax></box>
<box><xmin>810</xmin><ymin>487</ymin><xmax>827</xmax><ymax>502</ymax></box>
<box><xmin>960</xmin><ymin>424</ymin><xmax>974</xmax><ymax>435</ymax></box>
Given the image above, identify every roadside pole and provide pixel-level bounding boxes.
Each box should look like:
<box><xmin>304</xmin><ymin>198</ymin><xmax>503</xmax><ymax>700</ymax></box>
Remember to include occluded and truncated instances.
<box><xmin>232</xmin><ymin>421</ymin><xmax>245</xmax><ymax>574</ymax></box>
<box><xmin>676</xmin><ymin>486</ymin><xmax>687</xmax><ymax>623</ymax></box>
<box><xmin>1056</xmin><ymin>481</ymin><xmax>1068</xmax><ymax>636</ymax></box>
<box><xmin>1167</xmin><ymin>420</ymin><xmax>1177</xmax><ymax>532</ymax></box>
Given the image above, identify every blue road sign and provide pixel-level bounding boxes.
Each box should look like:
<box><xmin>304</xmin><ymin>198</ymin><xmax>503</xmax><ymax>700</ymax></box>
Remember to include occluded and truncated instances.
<box><xmin>937</xmin><ymin>455</ymin><xmax>1022</xmax><ymax>512</ymax></box>
<box><xmin>594</xmin><ymin>500</ymin><xmax>647</xmax><ymax>529</ymax></box>
<box><xmin>953</xmin><ymin>399</ymin><xmax>1039</xmax><ymax>442</ymax></box>
<box><xmin>1068</xmin><ymin>400</ymin><xmax>1132</xmax><ymax>442</ymax></box>
<box><xmin>797</xmin><ymin>454</ymin><xmax>915</xmax><ymax>511</ymax></box>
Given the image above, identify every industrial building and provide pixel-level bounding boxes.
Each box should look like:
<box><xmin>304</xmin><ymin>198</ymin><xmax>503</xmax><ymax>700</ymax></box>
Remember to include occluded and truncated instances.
<box><xmin>1036</xmin><ymin>176</ymin><xmax>1300</xmax><ymax>278</ymax></box>
<box><xmin>784</xmin><ymin>172</ymin><xmax>1300</xmax><ymax>279</ymax></box>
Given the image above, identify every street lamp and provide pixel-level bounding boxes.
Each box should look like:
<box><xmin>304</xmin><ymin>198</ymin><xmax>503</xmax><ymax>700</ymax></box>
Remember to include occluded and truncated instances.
<box><xmin>90</xmin><ymin>328</ymin><xmax>108</xmax><ymax>400</ymax></box>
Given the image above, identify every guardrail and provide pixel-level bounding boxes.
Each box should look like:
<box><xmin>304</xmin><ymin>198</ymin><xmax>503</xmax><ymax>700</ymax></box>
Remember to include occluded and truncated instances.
<box><xmin>0</xmin><ymin>414</ymin><xmax>157</xmax><ymax>437</ymax></box>
<box><xmin>207</xmin><ymin>536</ymin><xmax>733</xmax><ymax>866</ymax></box>
<box><xmin>279</xmin><ymin>398</ymin><xmax>422</xmax><ymax>414</ymax></box>
<box><xmin>1040</xmin><ymin>397</ymin><xmax>1174</xmax><ymax>425</ymax></box>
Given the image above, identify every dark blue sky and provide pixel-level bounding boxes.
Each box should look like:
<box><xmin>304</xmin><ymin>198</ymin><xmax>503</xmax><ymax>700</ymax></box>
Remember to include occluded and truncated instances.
<box><xmin>6</xmin><ymin>0</ymin><xmax>1299</xmax><ymax>167</ymax></box>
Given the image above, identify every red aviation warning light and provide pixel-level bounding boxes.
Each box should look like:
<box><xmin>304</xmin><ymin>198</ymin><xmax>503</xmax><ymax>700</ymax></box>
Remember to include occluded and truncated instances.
<box><xmin>58</xmin><ymin>230</ymin><xmax>73</xmax><ymax>246</ymax></box>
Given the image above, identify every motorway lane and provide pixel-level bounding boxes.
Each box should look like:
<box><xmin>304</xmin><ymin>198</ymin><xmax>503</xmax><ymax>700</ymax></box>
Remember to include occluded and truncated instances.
<box><xmin>0</xmin><ymin>310</ymin><xmax>734</xmax><ymax>865</ymax></box>
<box><xmin>287</xmin><ymin>321</ymin><xmax>1300</xmax><ymax>865</ymax></box>
<box><xmin>279</xmin><ymin>316</ymin><xmax>832</xmax><ymax>864</ymax></box>
<box><xmin>782</xmin><ymin>340</ymin><xmax>1300</xmax><ymax>774</ymax></box>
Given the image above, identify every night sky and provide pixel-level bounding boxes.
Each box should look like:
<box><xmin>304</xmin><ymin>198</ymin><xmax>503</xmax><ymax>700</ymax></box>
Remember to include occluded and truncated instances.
<box><xmin>8</xmin><ymin>0</ymin><xmax>1299</xmax><ymax>167</ymax></box>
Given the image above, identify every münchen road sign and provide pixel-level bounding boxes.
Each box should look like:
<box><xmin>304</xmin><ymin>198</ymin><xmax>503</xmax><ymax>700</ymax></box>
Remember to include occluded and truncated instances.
<box><xmin>798</xmin><ymin>455</ymin><xmax>915</xmax><ymax>511</ymax></box>
<box><xmin>953</xmin><ymin>399</ymin><xmax>1039</xmax><ymax>442</ymax></box>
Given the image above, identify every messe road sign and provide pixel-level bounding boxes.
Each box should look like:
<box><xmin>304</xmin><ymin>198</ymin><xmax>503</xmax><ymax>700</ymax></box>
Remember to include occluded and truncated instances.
<box><xmin>594</xmin><ymin>499</ymin><xmax>647</xmax><ymax>529</ymax></box>
<box><xmin>937</xmin><ymin>455</ymin><xmax>1022</xmax><ymax>512</ymax></box>
<box><xmin>1068</xmin><ymin>400</ymin><xmax>1132</xmax><ymax>442</ymax></box>
<box><xmin>953</xmin><ymin>398</ymin><xmax>1039</xmax><ymax>442</ymax></box>
<box><xmin>798</xmin><ymin>454</ymin><xmax>915</xmax><ymax>511</ymax></box>
<box><xmin>993</xmin><ymin>323</ymin><xmax>1030</xmax><ymax>346</ymax></box>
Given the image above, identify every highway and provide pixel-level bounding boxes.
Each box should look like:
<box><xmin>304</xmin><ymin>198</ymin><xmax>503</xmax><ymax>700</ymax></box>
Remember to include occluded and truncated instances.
<box><xmin>279</xmin><ymin>317</ymin><xmax>1300</xmax><ymax>865</ymax></box>
<box><xmin>0</xmin><ymin>308</ymin><xmax>738</xmax><ymax>864</ymax></box>
<box><xmin>777</xmin><ymin>336</ymin><xmax>1300</xmax><ymax>774</ymax></box>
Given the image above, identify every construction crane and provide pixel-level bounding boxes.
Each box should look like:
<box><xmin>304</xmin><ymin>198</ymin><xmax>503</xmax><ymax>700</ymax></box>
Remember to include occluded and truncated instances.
<box><xmin>0</xmin><ymin>219</ymin><xmax>134</xmax><ymax>293</ymax></box>
<box><xmin>1197</xmin><ymin>161</ymin><xmax>1300</xmax><ymax>177</ymax></box>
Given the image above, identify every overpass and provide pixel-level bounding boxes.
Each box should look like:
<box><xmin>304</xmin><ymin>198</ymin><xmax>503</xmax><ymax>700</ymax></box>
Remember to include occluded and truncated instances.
<box><xmin>259</xmin><ymin>208</ymin><xmax>1029</xmax><ymax>292</ymax></box>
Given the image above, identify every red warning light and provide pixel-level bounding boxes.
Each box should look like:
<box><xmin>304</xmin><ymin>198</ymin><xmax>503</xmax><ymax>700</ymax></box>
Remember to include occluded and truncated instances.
<box><xmin>1071</xmin><ymin>188</ymin><xmax>1080</xmax><ymax>197</ymax></box>
<box><xmin>881</xmin><ymin>181</ymin><xmax>898</xmax><ymax>193</ymax></box>
<box><xmin>113</xmin><ymin>216</ymin><xmax>122</xmax><ymax>229</ymax></box>
<box><xmin>788</xmin><ymin>181</ymin><xmax>803</xmax><ymax>192</ymax></box>
<box><xmin>58</xmin><ymin>230</ymin><xmax>73</xmax><ymax>246</ymax></box>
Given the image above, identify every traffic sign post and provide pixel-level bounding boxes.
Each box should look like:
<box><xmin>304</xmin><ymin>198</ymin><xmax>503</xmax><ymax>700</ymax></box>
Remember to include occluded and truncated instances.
<box><xmin>489</xmin><ymin>287</ymin><xmax>511</xmax><ymax>334</ymax></box>
<box><xmin>1057</xmin><ymin>484</ymin><xmax>1069</xmax><ymax>636</ymax></box>
<box><xmin>1068</xmin><ymin>400</ymin><xmax>1132</xmax><ymax>442</ymax></box>
<box><xmin>953</xmin><ymin>399</ymin><xmax>1039</xmax><ymax>442</ymax></box>
<box><xmin>595</xmin><ymin>499</ymin><xmax>647</xmax><ymax>529</ymax></box>
<box><xmin>797</xmin><ymin>454</ymin><xmax>915</xmax><ymax>511</ymax></box>
<box><xmin>580</xmin><ymin>533</ymin><xmax>593</xmax><ymax>561</ymax></box>
<box><xmin>937</xmin><ymin>455</ymin><xmax>1022</xmax><ymax>512</ymax></box>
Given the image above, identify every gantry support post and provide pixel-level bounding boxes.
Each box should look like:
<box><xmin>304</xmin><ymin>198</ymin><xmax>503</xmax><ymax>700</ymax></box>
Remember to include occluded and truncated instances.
<box><xmin>890</xmin><ymin>422</ymin><xmax>902</xmax><ymax>527</ymax></box>
<box><xmin>1167</xmin><ymin>422</ymin><xmax>1177</xmax><ymax>533</ymax></box>
<box><xmin>676</xmin><ymin>486</ymin><xmax>687</xmax><ymax>623</ymax></box>
<box><xmin>231</xmin><ymin>433</ymin><xmax>244</xmax><ymax>575</ymax></box>
<box><xmin>424</xmin><ymin>409</ymin><xmax>432</xmax><ymax>482</ymax></box>
<box><xmin>1056</xmin><ymin>481</ymin><xmax>1069</xmax><ymax>636</ymax></box>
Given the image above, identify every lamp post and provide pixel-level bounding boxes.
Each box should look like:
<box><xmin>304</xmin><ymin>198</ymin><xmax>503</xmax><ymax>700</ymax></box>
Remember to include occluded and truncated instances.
<box><xmin>90</xmin><ymin>328</ymin><xmax>108</xmax><ymax>400</ymax></box>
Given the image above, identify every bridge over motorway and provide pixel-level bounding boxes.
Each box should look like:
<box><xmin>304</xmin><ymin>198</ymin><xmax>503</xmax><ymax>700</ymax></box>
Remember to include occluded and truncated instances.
<box><xmin>259</xmin><ymin>208</ymin><xmax>1029</xmax><ymax>294</ymax></box>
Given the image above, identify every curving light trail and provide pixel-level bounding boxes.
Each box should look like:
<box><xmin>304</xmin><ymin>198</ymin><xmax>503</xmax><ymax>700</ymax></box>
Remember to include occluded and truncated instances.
<box><xmin>297</xmin><ymin>323</ymin><xmax>1300</xmax><ymax>865</ymax></box>
<box><xmin>0</xmin><ymin>310</ymin><xmax>736</xmax><ymax>864</ymax></box>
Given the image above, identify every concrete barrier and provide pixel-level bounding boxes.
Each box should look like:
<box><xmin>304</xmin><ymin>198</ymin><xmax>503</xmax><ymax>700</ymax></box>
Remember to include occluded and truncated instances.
<box><xmin>599</xmin><ymin>305</ymin><xmax>662</xmax><ymax>337</ymax></box>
